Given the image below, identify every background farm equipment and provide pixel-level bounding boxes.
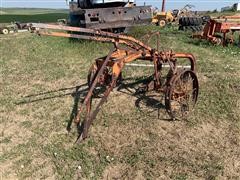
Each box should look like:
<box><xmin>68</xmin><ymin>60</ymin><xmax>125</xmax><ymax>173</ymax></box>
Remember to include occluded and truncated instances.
<box><xmin>177</xmin><ymin>5</ymin><xmax>211</xmax><ymax>32</ymax></box>
<box><xmin>151</xmin><ymin>1</ymin><xmax>176</xmax><ymax>28</ymax></box>
<box><xmin>31</xmin><ymin>23</ymin><xmax>199</xmax><ymax>142</ymax></box>
<box><xmin>152</xmin><ymin>11</ymin><xmax>174</xmax><ymax>27</ymax></box>
<box><xmin>193</xmin><ymin>15</ymin><xmax>240</xmax><ymax>46</ymax></box>
<box><xmin>152</xmin><ymin>0</ymin><xmax>210</xmax><ymax>30</ymax></box>
<box><xmin>174</xmin><ymin>4</ymin><xmax>196</xmax><ymax>20</ymax></box>
<box><xmin>175</xmin><ymin>4</ymin><xmax>211</xmax><ymax>32</ymax></box>
<box><xmin>151</xmin><ymin>0</ymin><xmax>175</xmax><ymax>27</ymax></box>
<box><xmin>0</xmin><ymin>22</ymin><xmax>30</xmax><ymax>34</ymax></box>
<box><xmin>57</xmin><ymin>18</ymin><xmax>67</xmax><ymax>25</ymax></box>
<box><xmin>68</xmin><ymin>0</ymin><xmax>152</xmax><ymax>32</ymax></box>
<box><xmin>178</xmin><ymin>16</ymin><xmax>211</xmax><ymax>32</ymax></box>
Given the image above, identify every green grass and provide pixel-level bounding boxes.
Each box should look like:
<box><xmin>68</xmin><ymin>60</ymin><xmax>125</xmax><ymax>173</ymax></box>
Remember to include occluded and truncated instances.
<box><xmin>0</xmin><ymin>13</ymin><xmax>68</xmax><ymax>23</ymax></box>
<box><xmin>0</xmin><ymin>23</ymin><xmax>240</xmax><ymax>179</ymax></box>
<box><xmin>0</xmin><ymin>8</ymin><xmax>68</xmax><ymax>15</ymax></box>
<box><xmin>0</xmin><ymin>8</ymin><xmax>68</xmax><ymax>23</ymax></box>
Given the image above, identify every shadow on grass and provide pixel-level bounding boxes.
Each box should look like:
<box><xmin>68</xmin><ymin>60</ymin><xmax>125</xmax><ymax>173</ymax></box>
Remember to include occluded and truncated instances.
<box><xmin>16</xmin><ymin>76</ymin><xmax>172</xmax><ymax>140</ymax></box>
<box><xmin>16</xmin><ymin>83</ymin><xmax>88</xmax><ymax>104</ymax></box>
<box><xmin>117</xmin><ymin>77</ymin><xmax>172</xmax><ymax>121</ymax></box>
<box><xmin>16</xmin><ymin>83</ymin><xmax>89</xmax><ymax>134</ymax></box>
<box><xmin>117</xmin><ymin>76</ymin><xmax>166</xmax><ymax>110</ymax></box>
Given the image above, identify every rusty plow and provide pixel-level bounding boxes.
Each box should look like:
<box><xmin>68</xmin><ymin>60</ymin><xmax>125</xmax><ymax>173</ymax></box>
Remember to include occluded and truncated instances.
<box><xmin>31</xmin><ymin>23</ymin><xmax>199</xmax><ymax>142</ymax></box>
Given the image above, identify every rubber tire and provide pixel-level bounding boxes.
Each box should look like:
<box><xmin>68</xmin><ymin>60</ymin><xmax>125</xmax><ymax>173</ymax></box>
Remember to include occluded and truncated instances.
<box><xmin>179</xmin><ymin>18</ymin><xmax>183</xmax><ymax>25</ymax></box>
<box><xmin>201</xmin><ymin>15</ymin><xmax>211</xmax><ymax>24</ymax></box>
<box><xmin>158</xmin><ymin>20</ymin><xmax>166</xmax><ymax>27</ymax></box>
<box><xmin>1</xmin><ymin>28</ymin><xmax>9</xmax><ymax>35</ymax></box>
<box><xmin>189</xmin><ymin>17</ymin><xmax>194</xmax><ymax>26</ymax></box>
<box><xmin>178</xmin><ymin>26</ymin><xmax>184</xmax><ymax>31</ymax></box>
<box><xmin>182</xmin><ymin>17</ymin><xmax>188</xmax><ymax>26</ymax></box>
<box><xmin>179</xmin><ymin>17</ymin><xmax>203</xmax><ymax>26</ymax></box>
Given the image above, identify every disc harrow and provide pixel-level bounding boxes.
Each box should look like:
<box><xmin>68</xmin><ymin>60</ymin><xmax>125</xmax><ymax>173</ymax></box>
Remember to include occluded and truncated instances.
<box><xmin>31</xmin><ymin>23</ymin><xmax>199</xmax><ymax>142</ymax></box>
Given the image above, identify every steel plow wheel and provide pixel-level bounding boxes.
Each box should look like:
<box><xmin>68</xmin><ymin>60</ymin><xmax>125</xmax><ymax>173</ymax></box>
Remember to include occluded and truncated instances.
<box><xmin>165</xmin><ymin>70</ymin><xmax>199</xmax><ymax>120</ymax></box>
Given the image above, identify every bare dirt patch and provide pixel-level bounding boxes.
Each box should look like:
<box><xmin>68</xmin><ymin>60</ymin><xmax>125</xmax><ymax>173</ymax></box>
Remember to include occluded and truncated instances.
<box><xmin>102</xmin><ymin>164</ymin><xmax>129</xmax><ymax>179</ymax></box>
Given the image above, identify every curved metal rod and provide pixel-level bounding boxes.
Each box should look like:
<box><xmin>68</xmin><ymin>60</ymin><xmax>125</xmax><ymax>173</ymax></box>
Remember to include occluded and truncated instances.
<box><xmin>174</xmin><ymin>53</ymin><xmax>196</xmax><ymax>72</ymax></box>
<box><xmin>75</xmin><ymin>48</ymin><xmax>116</xmax><ymax>124</ymax></box>
<box><xmin>32</xmin><ymin>23</ymin><xmax>153</xmax><ymax>51</ymax></box>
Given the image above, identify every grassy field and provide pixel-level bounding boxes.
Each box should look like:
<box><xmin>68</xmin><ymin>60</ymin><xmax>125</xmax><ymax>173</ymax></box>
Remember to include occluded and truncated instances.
<box><xmin>0</xmin><ymin>8</ymin><xmax>68</xmax><ymax>23</ymax></box>
<box><xmin>0</xmin><ymin>8</ymin><xmax>68</xmax><ymax>15</ymax></box>
<box><xmin>0</xmin><ymin>13</ymin><xmax>240</xmax><ymax>179</ymax></box>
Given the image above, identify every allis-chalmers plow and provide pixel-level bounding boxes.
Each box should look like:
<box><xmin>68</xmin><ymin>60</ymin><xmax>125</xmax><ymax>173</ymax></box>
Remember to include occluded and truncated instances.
<box><xmin>31</xmin><ymin>23</ymin><xmax>199</xmax><ymax>142</ymax></box>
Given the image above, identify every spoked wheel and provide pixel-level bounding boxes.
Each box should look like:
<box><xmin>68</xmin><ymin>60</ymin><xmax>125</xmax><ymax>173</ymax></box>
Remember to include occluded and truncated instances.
<box><xmin>165</xmin><ymin>70</ymin><xmax>199</xmax><ymax>120</ymax></box>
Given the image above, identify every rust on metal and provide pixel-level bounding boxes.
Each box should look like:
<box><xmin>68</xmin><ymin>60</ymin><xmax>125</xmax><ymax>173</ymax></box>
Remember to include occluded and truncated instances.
<box><xmin>31</xmin><ymin>23</ymin><xmax>199</xmax><ymax>142</ymax></box>
<box><xmin>193</xmin><ymin>16</ymin><xmax>240</xmax><ymax>46</ymax></box>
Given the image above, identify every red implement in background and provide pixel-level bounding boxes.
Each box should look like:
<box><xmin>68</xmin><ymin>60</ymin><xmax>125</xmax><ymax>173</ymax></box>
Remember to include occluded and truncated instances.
<box><xmin>193</xmin><ymin>16</ymin><xmax>240</xmax><ymax>46</ymax></box>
